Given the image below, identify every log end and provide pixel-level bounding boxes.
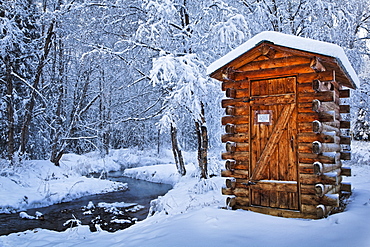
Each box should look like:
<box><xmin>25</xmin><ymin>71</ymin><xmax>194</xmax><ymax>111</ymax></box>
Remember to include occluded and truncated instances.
<box><xmin>312</xmin><ymin>141</ymin><xmax>322</xmax><ymax>154</ymax></box>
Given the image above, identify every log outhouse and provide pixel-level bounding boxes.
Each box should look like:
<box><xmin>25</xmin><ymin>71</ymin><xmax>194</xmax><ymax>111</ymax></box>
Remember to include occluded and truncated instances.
<box><xmin>208</xmin><ymin>31</ymin><xmax>359</xmax><ymax>219</ymax></box>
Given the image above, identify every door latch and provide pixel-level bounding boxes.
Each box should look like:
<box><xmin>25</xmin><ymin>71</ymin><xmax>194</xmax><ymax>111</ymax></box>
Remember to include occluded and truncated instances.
<box><xmin>243</xmin><ymin>98</ymin><xmax>255</xmax><ymax>103</ymax></box>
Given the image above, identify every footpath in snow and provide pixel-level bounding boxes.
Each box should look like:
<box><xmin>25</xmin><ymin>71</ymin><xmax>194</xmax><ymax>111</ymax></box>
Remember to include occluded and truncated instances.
<box><xmin>0</xmin><ymin>142</ymin><xmax>370</xmax><ymax>246</ymax></box>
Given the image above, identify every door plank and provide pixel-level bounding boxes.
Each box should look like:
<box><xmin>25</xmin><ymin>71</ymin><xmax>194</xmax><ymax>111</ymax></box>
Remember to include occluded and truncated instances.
<box><xmin>250</xmin><ymin>103</ymin><xmax>296</xmax><ymax>181</ymax></box>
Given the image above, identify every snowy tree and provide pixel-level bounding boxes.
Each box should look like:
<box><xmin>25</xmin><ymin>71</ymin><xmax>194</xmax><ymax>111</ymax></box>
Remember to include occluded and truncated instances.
<box><xmin>0</xmin><ymin>0</ymin><xmax>41</xmax><ymax>161</ymax></box>
<box><xmin>132</xmin><ymin>0</ymin><xmax>250</xmax><ymax>177</ymax></box>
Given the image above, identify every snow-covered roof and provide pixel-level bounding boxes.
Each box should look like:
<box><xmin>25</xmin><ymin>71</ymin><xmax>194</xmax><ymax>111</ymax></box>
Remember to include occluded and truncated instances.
<box><xmin>207</xmin><ymin>31</ymin><xmax>360</xmax><ymax>89</ymax></box>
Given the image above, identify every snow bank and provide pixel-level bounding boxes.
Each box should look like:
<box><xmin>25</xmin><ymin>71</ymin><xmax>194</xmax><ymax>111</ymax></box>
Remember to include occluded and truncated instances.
<box><xmin>207</xmin><ymin>31</ymin><xmax>360</xmax><ymax>88</ymax></box>
<box><xmin>0</xmin><ymin>147</ymin><xmax>178</xmax><ymax>214</ymax></box>
<box><xmin>0</xmin><ymin>157</ymin><xmax>127</xmax><ymax>214</ymax></box>
<box><xmin>123</xmin><ymin>163</ymin><xmax>197</xmax><ymax>185</ymax></box>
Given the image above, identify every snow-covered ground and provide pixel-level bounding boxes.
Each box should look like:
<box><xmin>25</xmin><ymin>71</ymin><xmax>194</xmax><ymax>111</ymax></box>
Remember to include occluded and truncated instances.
<box><xmin>1</xmin><ymin>142</ymin><xmax>370</xmax><ymax>246</ymax></box>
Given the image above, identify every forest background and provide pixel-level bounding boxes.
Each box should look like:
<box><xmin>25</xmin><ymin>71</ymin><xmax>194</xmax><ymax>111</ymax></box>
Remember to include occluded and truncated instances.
<box><xmin>1</xmin><ymin>0</ymin><xmax>370</xmax><ymax>174</ymax></box>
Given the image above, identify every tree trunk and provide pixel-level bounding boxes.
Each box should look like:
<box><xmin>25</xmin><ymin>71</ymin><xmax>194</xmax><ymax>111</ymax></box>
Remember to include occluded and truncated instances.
<box><xmin>50</xmin><ymin>82</ymin><xmax>64</xmax><ymax>166</ymax></box>
<box><xmin>195</xmin><ymin>102</ymin><xmax>208</xmax><ymax>178</ymax></box>
<box><xmin>99</xmin><ymin>73</ymin><xmax>111</xmax><ymax>157</ymax></box>
<box><xmin>50</xmin><ymin>33</ymin><xmax>65</xmax><ymax>166</ymax></box>
<box><xmin>19</xmin><ymin>21</ymin><xmax>55</xmax><ymax>155</ymax></box>
<box><xmin>171</xmin><ymin>124</ymin><xmax>186</xmax><ymax>176</ymax></box>
<box><xmin>4</xmin><ymin>56</ymin><xmax>15</xmax><ymax>160</ymax></box>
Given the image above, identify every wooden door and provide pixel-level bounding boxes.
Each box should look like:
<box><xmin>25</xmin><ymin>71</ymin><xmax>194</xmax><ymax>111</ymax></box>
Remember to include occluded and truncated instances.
<box><xmin>249</xmin><ymin>77</ymin><xmax>299</xmax><ymax>211</ymax></box>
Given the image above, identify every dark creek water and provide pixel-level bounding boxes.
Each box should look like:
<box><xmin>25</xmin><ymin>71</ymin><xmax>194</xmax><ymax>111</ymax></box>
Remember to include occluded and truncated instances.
<box><xmin>0</xmin><ymin>171</ymin><xmax>172</xmax><ymax>236</ymax></box>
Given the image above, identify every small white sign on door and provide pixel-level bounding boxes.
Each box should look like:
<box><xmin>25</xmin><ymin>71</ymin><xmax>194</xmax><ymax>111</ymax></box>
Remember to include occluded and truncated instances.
<box><xmin>254</xmin><ymin>110</ymin><xmax>273</xmax><ymax>125</ymax></box>
<box><xmin>257</xmin><ymin>114</ymin><xmax>270</xmax><ymax>123</ymax></box>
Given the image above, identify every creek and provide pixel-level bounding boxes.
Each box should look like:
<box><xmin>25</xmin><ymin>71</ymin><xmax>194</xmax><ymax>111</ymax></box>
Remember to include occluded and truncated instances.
<box><xmin>0</xmin><ymin>170</ymin><xmax>172</xmax><ymax>236</ymax></box>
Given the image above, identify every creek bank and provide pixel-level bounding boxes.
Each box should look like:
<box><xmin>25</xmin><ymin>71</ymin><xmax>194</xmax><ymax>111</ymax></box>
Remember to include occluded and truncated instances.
<box><xmin>0</xmin><ymin>173</ymin><xmax>172</xmax><ymax>236</ymax></box>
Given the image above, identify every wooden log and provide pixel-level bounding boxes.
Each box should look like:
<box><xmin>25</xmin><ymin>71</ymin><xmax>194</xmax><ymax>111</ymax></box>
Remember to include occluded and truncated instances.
<box><xmin>301</xmin><ymin>204</ymin><xmax>319</xmax><ymax>215</ymax></box>
<box><xmin>222</xmin><ymin>79</ymin><xmax>249</xmax><ymax>91</ymax></box>
<box><xmin>225</xmin><ymin>106</ymin><xmax>235</xmax><ymax>115</ymax></box>
<box><xmin>222</xmin><ymin>186</ymin><xmax>234</xmax><ymax>195</ymax></box>
<box><xmin>222</xmin><ymin>152</ymin><xmax>249</xmax><ymax>161</ymax></box>
<box><xmin>298</xmin><ymin>143</ymin><xmax>313</xmax><ymax>153</ymax></box>
<box><xmin>312</xmin><ymin>79</ymin><xmax>333</xmax><ymax>92</ymax></box>
<box><xmin>312</xmin><ymin>100</ymin><xmax>339</xmax><ymax>112</ymax></box>
<box><xmin>225</xmin><ymin>106</ymin><xmax>249</xmax><ymax>116</ymax></box>
<box><xmin>341</xmin><ymin>167</ymin><xmax>351</xmax><ymax>176</ymax></box>
<box><xmin>226</xmin><ymin>178</ymin><xmax>236</xmax><ymax>189</ymax></box>
<box><xmin>312</xmin><ymin>141</ymin><xmax>341</xmax><ymax>154</ymax></box>
<box><xmin>226</xmin><ymin>197</ymin><xmax>237</xmax><ymax>208</ymax></box>
<box><xmin>340</xmin><ymin>151</ymin><xmax>351</xmax><ymax>160</ymax></box>
<box><xmin>239</xmin><ymin>55</ymin><xmax>310</xmax><ymax>71</ymax></box>
<box><xmin>340</xmin><ymin>121</ymin><xmax>350</xmax><ymax>129</ymax></box>
<box><xmin>299</xmin><ymin>163</ymin><xmax>314</xmax><ymax>174</ymax></box>
<box><xmin>221</xmin><ymin>169</ymin><xmax>249</xmax><ymax>179</ymax></box>
<box><xmin>301</xmin><ymin>184</ymin><xmax>316</xmax><ymax>195</ymax></box>
<box><xmin>339</xmin><ymin>105</ymin><xmax>350</xmax><ymax>113</ymax></box>
<box><xmin>234</xmin><ymin>179</ymin><xmax>253</xmax><ymax>188</ymax></box>
<box><xmin>222</xmin><ymin>64</ymin><xmax>315</xmax><ymax>81</ymax></box>
<box><xmin>225</xmin><ymin>160</ymin><xmax>249</xmax><ymax>170</ymax></box>
<box><xmin>299</xmin><ymin>122</ymin><xmax>314</xmax><ymax>132</ymax></box>
<box><xmin>298</xmin><ymin>82</ymin><xmax>315</xmax><ymax>94</ymax></box>
<box><xmin>226</xmin><ymin>142</ymin><xmax>249</xmax><ymax>152</ymax></box>
<box><xmin>298</xmin><ymin>91</ymin><xmax>335</xmax><ymax>103</ymax></box>
<box><xmin>297</xmin><ymin>70</ymin><xmax>335</xmax><ymax>84</ymax></box>
<box><xmin>259</xmin><ymin>44</ymin><xmax>276</xmax><ymax>58</ymax></box>
<box><xmin>225</xmin><ymin>159</ymin><xmax>236</xmax><ymax>170</ymax></box>
<box><xmin>299</xmin><ymin>152</ymin><xmax>341</xmax><ymax>164</ymax></box>
<box><xmin>221</xmin><ymin>169</ymin><xmax>233</xmax><ymax>178</ymax></box>
<box><xmin>222</xmin><ymin>133</ymin><xmax>248</xmax><ymax>143</ymax></box>
<box><xmin>298</xmin><ymin>132</ymin><xmax>340</xmax><ymax>144</ymax></box>
<box><xmin>340</xmin><ymin>136</ymin><xmax>351</xmax><ymax>145</ymax></box>
<box><xmin>300</xmin><ymin>173</ymin><xmax>342</xmax><ymax>185</ymax></box>
<box><xmin>301</xmin><ymin>194</ymin><xmax>340</xmax><ymax>207</ymax></box>
<box><xmin>319</xmin><ymin>111</ymin><xmax>336</xmax><ymax>122</ymax></box>
<box><xmin>298</xmin><ymin>102</ymin><xmax>315</xmax><ymax>113</ymax></box>
<box><xmin>340</xmin><ymin>182</ymin><xmax>351</xmax><ymax>193</ymax></box>
<box><xmin>316</xmin><ymin>204</ymin><xmax>334</xmax><ymax>218</ymax></box>
<box><xmin>310</xmin><ymin>57</ymin><xmax>326</xmax><ymax>73</ymax></box>
<box><xmin>225</xmin><ymin>124</ymin><xmax>249</xmax><ymax>134</ymax></box>
<box><xmin>298</xmin><ymin>112</ymin><xmax>319</xmax><ymax>123</ymax></box>
<box><xmin>233</xmin><ymin>187</ymin><xmax>250</xmax><ymax>197</ymax></box>
<box><xmin>225</xmin><ymin>142</ymin><xmax>236</xmax><ymax>152</ymax></box>
<box><xmin>225</xmin><ymin>124</ymin><xmax>235</xmax><ymax>134</ymax></box>
<box><xmin>312</xmin><ymin>120</ymin><xmax>340</xmax><ymax>134</ymax></box>
<box><xmin>339</xmin><ymin>89</ymin><xmax>350</xmax><ymax>98</ymax></box>
<box><xmin>226</xmin><ymin>88</ymin><xmax>251</xmax><ymax>99</ymax></box>
<box><xmin>314</xmin><ymin>184</ymin><xmax>341</xmax><ymax>197</ymax></box>
<box><xmin>233</xmin><ymin>196</ymin><xmax>250</xmax><ymax>206</ymax></box>
<box><xmin>219</xmin><ymin>44</ymin><xmax>265</xmax><ymax>74</ymax></box>
<box><xmin>323</xmin><ymin>120</ymin><xmax>341</xmax><ymax>128</ymax></box>
<box><xmin>226</xmin><ymin>88</ymin><xmax>236</xmax><ymax>98</ymax></box>
<box><xmin>222</xmin><ymin>116</ymin><xmax>249</xmax><ymax>125</ymax></box>
<box><xmin>313</xmin><ymin>161</ymin><xmax>342</xmax><ymax>175</ymax></box>
<box><xmin>311</xmin><ymin>100</ymin><xmax>339</xmax><ymax>121</ymax></box>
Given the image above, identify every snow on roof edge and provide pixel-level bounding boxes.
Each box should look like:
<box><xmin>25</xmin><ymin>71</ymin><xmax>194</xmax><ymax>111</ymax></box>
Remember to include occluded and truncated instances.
<box><xmin>207</xmin><ymin>31</ymin><xmax>360</xmax><ymax>89</ymax></box>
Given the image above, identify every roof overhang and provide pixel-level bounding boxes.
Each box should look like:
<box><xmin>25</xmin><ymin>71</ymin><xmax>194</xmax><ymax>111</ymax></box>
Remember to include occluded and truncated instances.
<box><xmin>208</xmin><ymin>31</ymin><xmax>359</xmax><ymax>89</ymax></box>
